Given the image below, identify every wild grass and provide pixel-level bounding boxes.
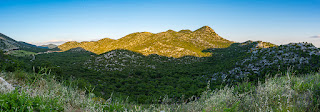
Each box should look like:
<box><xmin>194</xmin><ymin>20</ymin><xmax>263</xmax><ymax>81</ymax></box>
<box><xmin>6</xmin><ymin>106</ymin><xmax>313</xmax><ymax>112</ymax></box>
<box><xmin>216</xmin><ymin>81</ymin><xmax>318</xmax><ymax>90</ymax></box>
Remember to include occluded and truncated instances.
<box><xmin>1</xmin><ymin>69</ymin><xmax>320</xmax><ymax>112</ymax></box>
<box><xmin>0</xmin><ymin>69</ymin><xmax>106</xmax><ymax>111</ymax></box>
<box><xmin>151</xmin><ymin>70</ymin><xmax>320</xmax><ymax>112</ymax></box>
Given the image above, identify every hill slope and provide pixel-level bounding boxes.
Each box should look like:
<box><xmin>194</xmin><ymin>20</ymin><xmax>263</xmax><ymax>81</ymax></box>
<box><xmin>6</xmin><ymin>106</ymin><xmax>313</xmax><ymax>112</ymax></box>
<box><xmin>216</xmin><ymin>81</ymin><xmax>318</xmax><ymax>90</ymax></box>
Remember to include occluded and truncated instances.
<box><xmin>0</xmin><ymin>33</ymin><xmax>22</xmax><ymax>51</ymax></box>
<box><xmin>0</xmin><ymin>33</ymin><xmax>49</xmax><ymax>52</ymax></box>
<box><xmin>58</xmin><ymin>26</ymin><xmax>233</xmax><ymax>57</ymax></box>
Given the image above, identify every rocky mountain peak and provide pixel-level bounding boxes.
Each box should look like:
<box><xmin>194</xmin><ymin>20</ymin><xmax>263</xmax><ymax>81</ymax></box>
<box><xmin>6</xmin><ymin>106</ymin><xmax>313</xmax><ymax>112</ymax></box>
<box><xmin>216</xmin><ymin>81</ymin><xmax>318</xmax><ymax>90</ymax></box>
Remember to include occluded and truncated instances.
<box><xmin>194</xmin><ymin>26</ymin><xmax>215</xmax><ymax>33</ymax></box>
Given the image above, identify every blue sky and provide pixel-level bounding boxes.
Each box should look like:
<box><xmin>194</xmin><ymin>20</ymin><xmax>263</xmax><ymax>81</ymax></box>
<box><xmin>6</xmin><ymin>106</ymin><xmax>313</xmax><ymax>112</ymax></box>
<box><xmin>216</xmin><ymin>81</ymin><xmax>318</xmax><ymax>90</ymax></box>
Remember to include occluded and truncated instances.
<box><xmin>0</xmin><ymin>0</ymin><xmax>319</xmax><ymax>47</ymax></box>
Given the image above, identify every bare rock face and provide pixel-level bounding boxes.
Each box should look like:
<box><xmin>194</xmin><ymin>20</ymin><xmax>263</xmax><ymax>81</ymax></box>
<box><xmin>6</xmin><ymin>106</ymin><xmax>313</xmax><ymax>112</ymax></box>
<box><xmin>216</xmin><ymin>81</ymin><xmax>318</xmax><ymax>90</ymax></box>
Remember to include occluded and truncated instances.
<box><xmin>0</xmin><ymin>77</ymin><xmax>15</xmax><ymax>93</ymax></box>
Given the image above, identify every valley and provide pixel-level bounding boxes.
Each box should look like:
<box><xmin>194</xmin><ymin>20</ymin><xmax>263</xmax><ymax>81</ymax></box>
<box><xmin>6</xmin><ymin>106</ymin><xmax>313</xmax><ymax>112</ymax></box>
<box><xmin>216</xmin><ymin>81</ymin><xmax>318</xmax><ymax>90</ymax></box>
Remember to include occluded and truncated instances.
<box><xmin>1</xmin><ymin>26</ymin><xmax>320</xmax><ymax>111</ymax></box>
<box><xmin>1</xmin><ymin>0</ymin><xmax>319</xmax><ymax>111</ymax></box>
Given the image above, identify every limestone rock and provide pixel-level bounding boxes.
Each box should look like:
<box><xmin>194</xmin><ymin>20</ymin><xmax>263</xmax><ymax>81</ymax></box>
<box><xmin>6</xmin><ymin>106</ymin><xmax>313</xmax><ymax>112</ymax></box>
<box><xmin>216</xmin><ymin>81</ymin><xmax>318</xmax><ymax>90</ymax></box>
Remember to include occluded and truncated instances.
<box><xmin>0</xmin><ymin>77</ymin><xmax>15</xmax><ymax>93</ymax></box>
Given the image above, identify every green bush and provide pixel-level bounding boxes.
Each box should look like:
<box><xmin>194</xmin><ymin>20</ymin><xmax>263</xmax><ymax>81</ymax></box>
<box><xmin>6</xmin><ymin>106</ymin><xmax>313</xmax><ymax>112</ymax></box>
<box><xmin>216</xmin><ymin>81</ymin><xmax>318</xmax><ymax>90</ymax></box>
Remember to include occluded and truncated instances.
<box><xmin>0</xmin><ymin>89</ymin><xmax>64</xmax><ymax>111</ymax></box>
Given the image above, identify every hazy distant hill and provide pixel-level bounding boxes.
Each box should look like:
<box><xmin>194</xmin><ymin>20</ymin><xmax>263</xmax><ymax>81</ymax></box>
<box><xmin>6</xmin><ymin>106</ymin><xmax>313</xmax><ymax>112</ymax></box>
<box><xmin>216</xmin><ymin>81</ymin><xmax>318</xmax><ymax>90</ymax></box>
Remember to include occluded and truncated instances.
<box><xmin>41</xmin><ymin>44</ymin><xmax>58</xmax><ymax>49</ymax></box>
<box><xmin>58</xmin><ymin>26</ymin><xmax>233</xmax><ymax>57</ymax></box>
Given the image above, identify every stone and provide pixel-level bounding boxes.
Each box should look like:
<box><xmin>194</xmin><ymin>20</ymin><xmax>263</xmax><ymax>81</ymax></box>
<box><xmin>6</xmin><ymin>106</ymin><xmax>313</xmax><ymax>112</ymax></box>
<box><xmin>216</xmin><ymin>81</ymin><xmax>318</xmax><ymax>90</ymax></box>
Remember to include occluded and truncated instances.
<box><xmin>0</xmin><ymin>77</ymin><xmax>15</xmax><ymax>93</ymax></box>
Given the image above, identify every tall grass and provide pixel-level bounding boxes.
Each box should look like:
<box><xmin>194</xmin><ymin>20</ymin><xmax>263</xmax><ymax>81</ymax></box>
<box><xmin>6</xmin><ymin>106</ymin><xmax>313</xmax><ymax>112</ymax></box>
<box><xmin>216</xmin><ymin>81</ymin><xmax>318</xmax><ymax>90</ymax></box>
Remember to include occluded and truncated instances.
<box><xmin>1</xmin><ymin>69</ymin><xmax>320</xmax><ymax>111</ymax></box>
<box><xmin>146</xmin><ymin>71</ymin><xmax>320</xmax><ymax>112</ymax></box>
<box><xmin>0</xmin><ymin>69</ymin><xmax>106</xmax><ymax>111</ymax></box>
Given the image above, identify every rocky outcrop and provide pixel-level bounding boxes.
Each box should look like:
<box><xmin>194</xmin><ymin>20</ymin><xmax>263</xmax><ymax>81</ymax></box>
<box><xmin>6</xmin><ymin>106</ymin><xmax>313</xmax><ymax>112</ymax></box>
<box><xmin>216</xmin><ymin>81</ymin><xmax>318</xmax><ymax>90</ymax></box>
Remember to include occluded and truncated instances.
<box><xmin>211</xmin><ymin>42</ymin><xmax>319</xmax><ymax>82</ymax></box>
<box><xmin>0</xmin><ymin>77</ymin><xmax>15</xmax><ymax>93</ymax></box>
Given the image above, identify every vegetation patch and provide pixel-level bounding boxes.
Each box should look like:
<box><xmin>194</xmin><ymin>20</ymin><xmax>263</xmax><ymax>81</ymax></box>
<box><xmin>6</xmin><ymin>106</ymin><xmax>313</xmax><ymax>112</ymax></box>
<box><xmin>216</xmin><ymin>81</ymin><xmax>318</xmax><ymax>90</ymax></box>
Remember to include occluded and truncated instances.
<box><xmin>0</xmin><ymin>69</ymin><xmax>320</xmax><ymax>111</ymax></box>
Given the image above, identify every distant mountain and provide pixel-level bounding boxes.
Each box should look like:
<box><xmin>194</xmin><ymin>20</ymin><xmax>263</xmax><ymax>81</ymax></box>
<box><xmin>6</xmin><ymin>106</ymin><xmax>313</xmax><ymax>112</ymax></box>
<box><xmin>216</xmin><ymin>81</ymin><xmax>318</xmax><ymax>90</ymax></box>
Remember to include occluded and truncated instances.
<box><xmin>0</xmin><ymin>33</ymin><xmax>49</xmax><ymax>52</ymax></box>
<box><xmin>59</xmin><ymin>26</ymin><xmax>233</xmax><ymax>57</ymax></box>
<box><xmin>41</xmin><ymin>44</ymin><xmax>58</xmax><ymax>49</ymax></box>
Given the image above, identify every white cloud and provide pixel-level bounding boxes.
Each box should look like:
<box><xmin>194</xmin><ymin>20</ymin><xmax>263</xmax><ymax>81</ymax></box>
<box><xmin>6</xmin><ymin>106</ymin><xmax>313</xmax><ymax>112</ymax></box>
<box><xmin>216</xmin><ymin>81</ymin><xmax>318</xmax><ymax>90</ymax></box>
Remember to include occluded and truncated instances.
<box><xmin>30</xmin><ymin>39</ymin><xmax>73</xmax><ymax>46</ymax></box>
<box><xmin>310</xmin><ymin>35</ymin><xmax>320</xmax><ymax>38</ymax></box>
<box><xmin>29</xmin><ymin>37</ymin><xmax>103</xmax><ymax>46</ymax></box>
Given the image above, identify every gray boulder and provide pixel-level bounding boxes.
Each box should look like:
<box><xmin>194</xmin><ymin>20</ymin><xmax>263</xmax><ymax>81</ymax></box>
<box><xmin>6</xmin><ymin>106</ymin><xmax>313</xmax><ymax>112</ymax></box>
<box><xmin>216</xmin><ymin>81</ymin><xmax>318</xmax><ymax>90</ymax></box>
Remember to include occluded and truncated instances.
<box><xmin>0</xmin><ymin>77</ymin><xmax>15</xmax><ymax>93</ymax></box>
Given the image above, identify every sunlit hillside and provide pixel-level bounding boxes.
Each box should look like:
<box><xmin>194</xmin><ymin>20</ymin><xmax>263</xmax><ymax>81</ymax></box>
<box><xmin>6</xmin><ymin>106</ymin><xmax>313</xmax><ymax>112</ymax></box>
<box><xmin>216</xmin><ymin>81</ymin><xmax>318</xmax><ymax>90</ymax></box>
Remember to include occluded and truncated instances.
<box><xmin>58</xmin><ymin>26</ymin><xmax>233</xmax><ymax>58</ymax></box>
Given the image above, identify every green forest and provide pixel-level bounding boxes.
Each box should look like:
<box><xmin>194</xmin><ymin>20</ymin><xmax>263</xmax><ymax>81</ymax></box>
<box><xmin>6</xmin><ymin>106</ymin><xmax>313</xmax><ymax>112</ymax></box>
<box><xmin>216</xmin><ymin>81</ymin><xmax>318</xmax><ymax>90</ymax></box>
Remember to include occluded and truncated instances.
<box><xmin>2</xmin><ymin>41</ymin><xmax>319</xmax><ymax>104</ymax></box>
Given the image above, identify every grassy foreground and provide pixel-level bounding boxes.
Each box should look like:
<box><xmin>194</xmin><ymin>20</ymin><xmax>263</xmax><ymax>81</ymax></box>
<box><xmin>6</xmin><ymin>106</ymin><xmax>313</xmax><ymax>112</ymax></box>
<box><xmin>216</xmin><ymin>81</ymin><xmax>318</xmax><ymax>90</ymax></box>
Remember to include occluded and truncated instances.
<box><xmin>1</xmin><ymin>69</ymin><xmax>320</xmax><ymax>112</ymax></box>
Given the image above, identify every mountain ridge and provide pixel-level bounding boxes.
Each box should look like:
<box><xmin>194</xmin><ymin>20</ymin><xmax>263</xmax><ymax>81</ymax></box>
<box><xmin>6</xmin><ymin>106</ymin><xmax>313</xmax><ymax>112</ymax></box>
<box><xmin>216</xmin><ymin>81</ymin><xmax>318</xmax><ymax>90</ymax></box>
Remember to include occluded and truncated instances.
<box><xmin>0</xmin><ymin>33</ymin><xmax>21</xmax><ymax>51</ymax></box>
<box><xmin>58</xmin><ymin>26</ymin><xmax>233</xmax><ymax>57</ymax></box>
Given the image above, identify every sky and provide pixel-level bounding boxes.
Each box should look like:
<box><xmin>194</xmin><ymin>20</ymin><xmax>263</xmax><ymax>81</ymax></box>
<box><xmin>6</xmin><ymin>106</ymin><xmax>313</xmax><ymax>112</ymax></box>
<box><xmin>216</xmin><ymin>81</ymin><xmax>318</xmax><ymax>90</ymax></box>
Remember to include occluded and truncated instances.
<box><xmin>0</xmin><ymin>0</ymin><xmax>319</xmax><ymax>47</ymax></box>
